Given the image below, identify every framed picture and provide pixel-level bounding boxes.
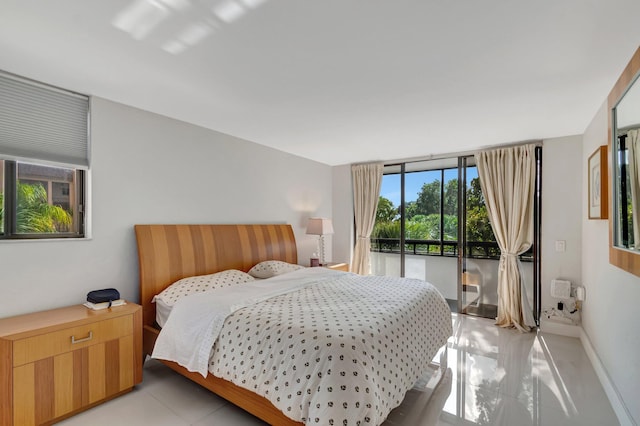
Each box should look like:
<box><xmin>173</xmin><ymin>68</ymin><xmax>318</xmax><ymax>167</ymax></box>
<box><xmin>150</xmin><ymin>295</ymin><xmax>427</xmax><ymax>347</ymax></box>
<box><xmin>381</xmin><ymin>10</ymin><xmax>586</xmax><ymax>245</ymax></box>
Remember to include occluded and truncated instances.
<box><xmin>588</xmin><ymin>145</ymin><xmax>608</xmax><ymax>220</ymax></box>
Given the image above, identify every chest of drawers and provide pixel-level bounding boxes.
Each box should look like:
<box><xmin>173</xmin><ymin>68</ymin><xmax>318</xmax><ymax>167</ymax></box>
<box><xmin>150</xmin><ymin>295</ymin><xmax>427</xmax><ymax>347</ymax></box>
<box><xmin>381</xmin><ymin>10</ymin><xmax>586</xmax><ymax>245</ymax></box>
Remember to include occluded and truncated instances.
<box><xmin>0</xmin><ymin>303</ymin><xmax>142</xmax><ymax>425</ymax></box>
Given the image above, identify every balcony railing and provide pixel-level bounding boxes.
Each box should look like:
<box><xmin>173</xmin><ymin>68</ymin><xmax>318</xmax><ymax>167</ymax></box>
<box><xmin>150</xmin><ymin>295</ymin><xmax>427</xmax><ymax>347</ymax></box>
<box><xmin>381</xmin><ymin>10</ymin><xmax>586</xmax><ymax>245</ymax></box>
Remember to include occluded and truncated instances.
<box><xmin>371</xmin><ymin>238</ymin><xmax>532</xmax><ymax>261</ymax></box>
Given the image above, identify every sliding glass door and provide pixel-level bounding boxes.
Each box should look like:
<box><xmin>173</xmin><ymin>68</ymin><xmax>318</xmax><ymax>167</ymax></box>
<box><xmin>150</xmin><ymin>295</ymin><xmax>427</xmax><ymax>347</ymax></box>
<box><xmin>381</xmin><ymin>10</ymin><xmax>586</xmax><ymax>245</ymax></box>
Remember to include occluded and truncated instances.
<box><xmin>372</xmin><ymin>153</ymin><xmax>540</xmax><ymax>322</ymax></box>
<box><xmin>458</xmin><ymin>157</ymin><xmax>501</xmax><ymax>317</ymax></box>
<box><xmin>373</xmin><ymin>157</ymin><xmax>462</xmax><ymax>309</ymax></box>
<box><xmin>402</xmin><ymin>159</ymin><xmax>459</xmax><ymax>303</ymax></box>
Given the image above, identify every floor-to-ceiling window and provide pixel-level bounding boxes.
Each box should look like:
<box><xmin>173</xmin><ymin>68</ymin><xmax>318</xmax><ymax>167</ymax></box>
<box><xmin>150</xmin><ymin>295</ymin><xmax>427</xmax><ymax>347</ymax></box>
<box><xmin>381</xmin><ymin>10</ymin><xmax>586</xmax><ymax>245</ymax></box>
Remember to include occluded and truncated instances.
<box><xmin>371</xmin><ymin>153</ymin><xmax>540</xmax><ymax>321</ymax></box>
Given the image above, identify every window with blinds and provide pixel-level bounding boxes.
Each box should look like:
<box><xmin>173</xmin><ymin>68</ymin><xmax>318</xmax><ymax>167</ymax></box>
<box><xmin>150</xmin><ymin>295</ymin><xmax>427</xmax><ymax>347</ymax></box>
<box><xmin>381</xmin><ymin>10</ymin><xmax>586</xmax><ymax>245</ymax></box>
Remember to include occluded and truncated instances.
<box><xmin>0</xmin><ymin>71</ymin><xmax>88</xmax><ymax>239</ymax></box>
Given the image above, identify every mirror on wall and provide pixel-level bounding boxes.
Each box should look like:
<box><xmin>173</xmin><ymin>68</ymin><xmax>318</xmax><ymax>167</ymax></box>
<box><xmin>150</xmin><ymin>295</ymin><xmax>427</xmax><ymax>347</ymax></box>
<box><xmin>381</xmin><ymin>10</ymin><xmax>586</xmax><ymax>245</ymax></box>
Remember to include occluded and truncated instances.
<box><xmin>612</xmin><ymin>72</ymin><xmax>640</xmax><ymax>251</ymax></box>
<box><xmin>609</xmin><ymin>46</ymin><xmax>640</xmax><ymax>277</ymax></box>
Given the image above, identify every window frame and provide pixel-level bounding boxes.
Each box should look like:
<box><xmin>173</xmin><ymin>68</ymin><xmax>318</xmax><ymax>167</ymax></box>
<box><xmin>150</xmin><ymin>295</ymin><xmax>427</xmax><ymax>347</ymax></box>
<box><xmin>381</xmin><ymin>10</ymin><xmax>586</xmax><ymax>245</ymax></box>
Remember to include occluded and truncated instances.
<box><xmin>0</xmin><ymin>159</ymin><xmax>86</xmax><ymax>240</ymax></box>
<box><xmin>373</xmin><ymin>164</ymin><xmax>464</xmax><ymax>258</ymax></box>
<box><xmin>372</xmin><ymin>161</ymin><xmax>532</xmax><ymax>261</ymax></box>
<box><xmin>0</xmin><ymin>70</ymin><xmax>89</xmax><ymax>241</ymax></box>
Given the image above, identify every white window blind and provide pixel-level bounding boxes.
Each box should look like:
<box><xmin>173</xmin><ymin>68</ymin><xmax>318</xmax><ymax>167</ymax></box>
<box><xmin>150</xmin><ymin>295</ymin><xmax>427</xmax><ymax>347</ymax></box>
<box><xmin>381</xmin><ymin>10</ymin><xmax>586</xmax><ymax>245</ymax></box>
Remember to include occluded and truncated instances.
<box><xmin>0</xmin><ymin>72</ymin><xmax>89</xmax><ymax>167</ymax></box>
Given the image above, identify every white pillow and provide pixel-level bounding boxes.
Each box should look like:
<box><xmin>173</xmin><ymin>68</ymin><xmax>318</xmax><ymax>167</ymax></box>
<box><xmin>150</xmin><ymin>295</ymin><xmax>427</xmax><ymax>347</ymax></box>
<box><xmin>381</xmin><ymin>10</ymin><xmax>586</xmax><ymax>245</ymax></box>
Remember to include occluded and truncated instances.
<box><xmin>248</xmin><ymin>260</ymin><xmax>305</xmax><ymax>279</ymax></box>
<box><xmin>154</xmin><ymin>269</ymin><xmax>254</xmax><ymax>307</ymax></box>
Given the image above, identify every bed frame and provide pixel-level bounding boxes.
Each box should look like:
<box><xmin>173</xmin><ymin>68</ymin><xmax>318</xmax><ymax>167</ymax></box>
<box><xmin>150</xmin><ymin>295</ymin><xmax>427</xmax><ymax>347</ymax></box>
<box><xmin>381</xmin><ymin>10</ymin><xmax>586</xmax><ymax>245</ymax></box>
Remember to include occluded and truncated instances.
<box><xmin>134</xmin><ymin>224</ymin><xmax>303</xmax><ymax>425</ymax></box>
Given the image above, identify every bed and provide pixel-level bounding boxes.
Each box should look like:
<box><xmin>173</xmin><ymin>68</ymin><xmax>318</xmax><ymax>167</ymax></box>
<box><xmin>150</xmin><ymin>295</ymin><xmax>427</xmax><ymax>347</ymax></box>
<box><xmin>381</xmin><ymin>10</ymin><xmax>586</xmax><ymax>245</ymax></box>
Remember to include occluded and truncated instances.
<box><xmin>135</xmin><ymin>224</ymin><xmax>451</xmax><ymax>425</ymax></box>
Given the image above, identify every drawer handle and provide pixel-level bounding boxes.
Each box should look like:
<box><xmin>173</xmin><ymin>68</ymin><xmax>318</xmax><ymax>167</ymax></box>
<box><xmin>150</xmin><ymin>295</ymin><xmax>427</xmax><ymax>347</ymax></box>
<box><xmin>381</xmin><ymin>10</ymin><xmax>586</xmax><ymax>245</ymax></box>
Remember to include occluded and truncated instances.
<box><xmin>71</xmin><ymin>331</ymin><xmax>93</xmax><ymax>344</ymax></box>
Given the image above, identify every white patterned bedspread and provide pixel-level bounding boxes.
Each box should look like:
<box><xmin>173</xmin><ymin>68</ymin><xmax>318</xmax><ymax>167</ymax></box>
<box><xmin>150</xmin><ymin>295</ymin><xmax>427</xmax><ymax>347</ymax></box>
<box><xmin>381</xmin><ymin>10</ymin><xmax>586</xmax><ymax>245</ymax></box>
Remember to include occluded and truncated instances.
<box><xmin>154</xmin><ymin>268</ymin><xmax>452</xmax><ymax>426</ymax></box>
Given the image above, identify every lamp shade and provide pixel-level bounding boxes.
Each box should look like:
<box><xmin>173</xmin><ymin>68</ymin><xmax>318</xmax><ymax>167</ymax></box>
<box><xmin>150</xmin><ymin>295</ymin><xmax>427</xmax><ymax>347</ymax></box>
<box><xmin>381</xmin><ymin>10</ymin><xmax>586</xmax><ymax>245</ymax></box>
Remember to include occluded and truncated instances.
<box><xmin>306</xmin><ymin>217</ymin><xmax>334</xmax><ymax>235</ymax></box>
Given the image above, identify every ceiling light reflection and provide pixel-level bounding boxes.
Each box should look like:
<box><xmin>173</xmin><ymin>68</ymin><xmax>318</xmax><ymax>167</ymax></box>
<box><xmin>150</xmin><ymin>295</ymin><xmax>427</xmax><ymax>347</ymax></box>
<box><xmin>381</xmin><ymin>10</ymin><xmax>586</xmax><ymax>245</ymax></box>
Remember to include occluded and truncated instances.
<box><xmin>213</xmin><ymin>0</ymin><xmax>246</xmax><ymax>23</ymax></box>
<box><xmin>240</xmin><ymin>0</ymin><xmax>267</xmax><ymax>9</ymax></box>
<box><xmin>158</xmin><ymin>0</ymin><xmax>191</xmax><ymax>10</ymax></box>
<box><xmin>162</xmin><ymin>21</ymin><xmax>215</xmax><ymax>55</ymax></box>
<box><xmin>162</xmin><ymin>40</ymin><xmax>187</xmax><ymax>54</ymax></box>
<box><xmin>115</xmin><ymin>0</ymin><xmax>270</xmax><ymax>54</ymax></box>
<box><xmin>179</xmin><ymin>22</ymin><xmax>214</xmax><ymax>45</ymax></box>
<box><xmin>113</xmin><ymin>0</ymin><xmax>170</xmax><ymax>40</ymax></box>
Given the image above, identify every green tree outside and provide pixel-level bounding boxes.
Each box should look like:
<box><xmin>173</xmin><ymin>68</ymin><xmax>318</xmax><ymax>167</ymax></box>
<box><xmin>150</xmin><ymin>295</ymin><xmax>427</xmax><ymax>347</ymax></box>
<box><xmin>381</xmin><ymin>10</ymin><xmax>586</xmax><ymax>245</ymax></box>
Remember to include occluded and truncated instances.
<box><xmin>465</xmin><ymin>177</ymin><xmax>496</xmax><ymax>243</ymax></box>
<box><xmin>443</xmin><ymin>179</ymin><xmax>458</xmax><ymax>216</ymax></box>
<box><xmin>0</xmin><ymin>182</ymin><xmax>72</xmax><ymax>234</ymax></box>
<box><xmin>375</xmin><ymin>196</ymin><xmax>398</xmax><ymax>223</ymax></box>
<box><xmin>372</xmin><ymin>176</ymin><xmax>496</xmax><ymax>255</ymax></box>
<box><xmin>405</xmin><ymin>201</ymin><xmax>418</xmax><ymax>220</ymax></box>
<box><xmin>415</xmin><ymin>180</ymin><xmax>440</xmax><ymax>216</ymax></box>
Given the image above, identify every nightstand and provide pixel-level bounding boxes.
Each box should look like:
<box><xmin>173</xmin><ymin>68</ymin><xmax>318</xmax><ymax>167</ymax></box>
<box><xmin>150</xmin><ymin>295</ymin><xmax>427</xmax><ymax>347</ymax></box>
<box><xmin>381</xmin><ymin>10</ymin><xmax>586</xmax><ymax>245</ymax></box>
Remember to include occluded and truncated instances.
<box><xmin>0</xmin><ymin>303</ymin><xmax>142</xmax><ymax>426</ymax></box>
<box><xmin>323</xmin><ymin>262</ymin><xmax>349</xmax><ymax>272</ymax></box>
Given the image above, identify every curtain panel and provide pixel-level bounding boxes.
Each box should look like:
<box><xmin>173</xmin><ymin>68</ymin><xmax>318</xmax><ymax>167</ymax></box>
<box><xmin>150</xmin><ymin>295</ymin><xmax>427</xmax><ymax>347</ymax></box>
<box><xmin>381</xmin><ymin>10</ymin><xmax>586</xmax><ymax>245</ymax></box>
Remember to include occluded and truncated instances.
<box><xmin>351</xmin><ymin>163</ymin><xmax>383</xmax><ymax>275</ymax></box>
<box><xmin>475</xmin><ymin>144</ymin><xmax>536</xmax><ymax>331</ymax></box>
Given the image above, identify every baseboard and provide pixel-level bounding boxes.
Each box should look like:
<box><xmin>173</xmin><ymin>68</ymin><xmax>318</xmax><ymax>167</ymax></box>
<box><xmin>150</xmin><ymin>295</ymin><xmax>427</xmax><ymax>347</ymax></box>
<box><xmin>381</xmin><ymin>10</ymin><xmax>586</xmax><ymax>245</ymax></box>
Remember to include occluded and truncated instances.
<box><xmin>579</xmin><ymin>328</ymin><xmax>636</xmax><ymax>426</ymax></box>
<box><xmin>539</xmin><ymin>319</ymin><xmax>581</xmax><ymax>337</ymax></box>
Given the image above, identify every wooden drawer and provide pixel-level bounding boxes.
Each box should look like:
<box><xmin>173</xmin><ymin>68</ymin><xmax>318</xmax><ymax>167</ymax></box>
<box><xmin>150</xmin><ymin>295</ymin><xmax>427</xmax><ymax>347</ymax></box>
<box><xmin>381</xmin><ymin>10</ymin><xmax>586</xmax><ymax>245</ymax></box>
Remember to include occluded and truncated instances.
<box><xmin>12</xmin><ymin>315</ymin><xmax>133</xmax><ymax>367</ymax></box>
<box><xmin>13</xmin><ymin>334</ymin><xmax>136</xmax><ymax>425</ymax></box>
<box><xmin>0</xmin><ymin>303</ymin><xmax>142</xmax><ymax>426</ymax></box>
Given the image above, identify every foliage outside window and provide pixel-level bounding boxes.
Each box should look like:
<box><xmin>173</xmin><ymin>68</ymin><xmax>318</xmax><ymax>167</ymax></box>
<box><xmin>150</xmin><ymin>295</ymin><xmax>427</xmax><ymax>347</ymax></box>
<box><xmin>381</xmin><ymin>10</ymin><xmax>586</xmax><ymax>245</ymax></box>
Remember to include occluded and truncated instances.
<box><xmin>372</xmin><ymin>167</ymin><xmax>504</xmax><ymax>259</ymax></box>
<box><xmin>464</xmin><ymin>177</ymin><xmax>501</xmax><ymax>258</ymax></box>
<box><xmin>0</xmin><ymin>161</ymin><xmax>84</xmax><ymax>239</ymax></box>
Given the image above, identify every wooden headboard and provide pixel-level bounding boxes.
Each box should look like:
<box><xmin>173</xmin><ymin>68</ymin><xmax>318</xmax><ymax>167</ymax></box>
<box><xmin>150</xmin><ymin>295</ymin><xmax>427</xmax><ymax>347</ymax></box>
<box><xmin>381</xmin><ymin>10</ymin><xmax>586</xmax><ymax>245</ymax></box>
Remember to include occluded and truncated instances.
<box><xmin>134</xmin><ymin>224</ymin><xmax>298</xmax><ymax>330</ymax></box>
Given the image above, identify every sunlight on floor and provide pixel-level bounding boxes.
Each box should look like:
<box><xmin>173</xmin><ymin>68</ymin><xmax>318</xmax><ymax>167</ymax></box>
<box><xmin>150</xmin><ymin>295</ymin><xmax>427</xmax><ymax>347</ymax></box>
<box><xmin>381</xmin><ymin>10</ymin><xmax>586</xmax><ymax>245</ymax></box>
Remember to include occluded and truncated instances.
<box><xmin>58</xmin><ymin>313</ymin><xmax>618</xmax><ymax>426</ymax></box>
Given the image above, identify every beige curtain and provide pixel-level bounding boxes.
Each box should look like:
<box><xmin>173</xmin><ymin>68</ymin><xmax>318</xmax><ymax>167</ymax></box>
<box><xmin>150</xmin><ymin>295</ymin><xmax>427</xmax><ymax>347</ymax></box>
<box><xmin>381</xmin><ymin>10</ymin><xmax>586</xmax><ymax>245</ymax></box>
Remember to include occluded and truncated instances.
<box><xmin>627</xmin><ymin>130</ymin><xmax>640</xmax><ymax>247</ymax></box>
<box><xmin>475</xmin><ymin>144</ymin><xmax>536</xmax><ymax>332</ymax></box>
<box><xmin>351</xmin><ymin>163</ymin><xmax>383</xmax><ymax>275</ymax></box>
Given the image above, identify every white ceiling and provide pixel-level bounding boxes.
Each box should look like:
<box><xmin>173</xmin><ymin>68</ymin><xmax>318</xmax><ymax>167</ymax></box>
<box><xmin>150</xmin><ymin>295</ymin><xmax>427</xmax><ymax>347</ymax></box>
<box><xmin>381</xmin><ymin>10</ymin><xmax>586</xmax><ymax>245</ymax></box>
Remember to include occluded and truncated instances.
<box><xmin>1</xmin><ymin>1</ymin><xmax>640</xmax><ymax>166</ymax></box>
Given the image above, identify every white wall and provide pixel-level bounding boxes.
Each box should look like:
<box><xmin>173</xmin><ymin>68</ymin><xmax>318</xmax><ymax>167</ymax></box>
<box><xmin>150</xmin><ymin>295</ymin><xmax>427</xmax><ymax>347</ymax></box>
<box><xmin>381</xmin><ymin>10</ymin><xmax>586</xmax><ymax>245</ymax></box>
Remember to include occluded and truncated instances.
<box><xmin>331</xmin><ymin>164</ymin><xmax>354</xmax><ymax>268</ymax></box>
<box><xmin>0</xmin><ymin>97</ymin><xmax>332</xmax><ymax>318</ymax></box>
<box><xmin>582</xmin><ymin>101</ymin><xmax>640</xmax><ymax>424</ymax></box>
<box><xmin>541</xmin><ymin>136</ymin><xmax>583</xmax><ymax>313</ymax></box>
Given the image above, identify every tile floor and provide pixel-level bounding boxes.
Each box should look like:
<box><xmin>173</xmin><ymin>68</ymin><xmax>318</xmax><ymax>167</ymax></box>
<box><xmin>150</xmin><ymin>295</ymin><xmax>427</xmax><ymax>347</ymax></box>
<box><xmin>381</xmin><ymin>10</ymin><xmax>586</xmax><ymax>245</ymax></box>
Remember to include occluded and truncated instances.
<box><xmin>58</xmin><ymin>314</ymin><xmax>619</xmax><ymax>426</ymax></box>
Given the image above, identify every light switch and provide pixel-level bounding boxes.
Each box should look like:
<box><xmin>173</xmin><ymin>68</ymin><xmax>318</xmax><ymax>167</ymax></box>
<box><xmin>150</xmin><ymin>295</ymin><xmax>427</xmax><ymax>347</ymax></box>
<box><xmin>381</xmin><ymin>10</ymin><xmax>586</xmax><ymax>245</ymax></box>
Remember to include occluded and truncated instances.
<box><xmin>555</xmin><ymin>240</ymin><xmax>566</xmax><ymax>252</ymax></box>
